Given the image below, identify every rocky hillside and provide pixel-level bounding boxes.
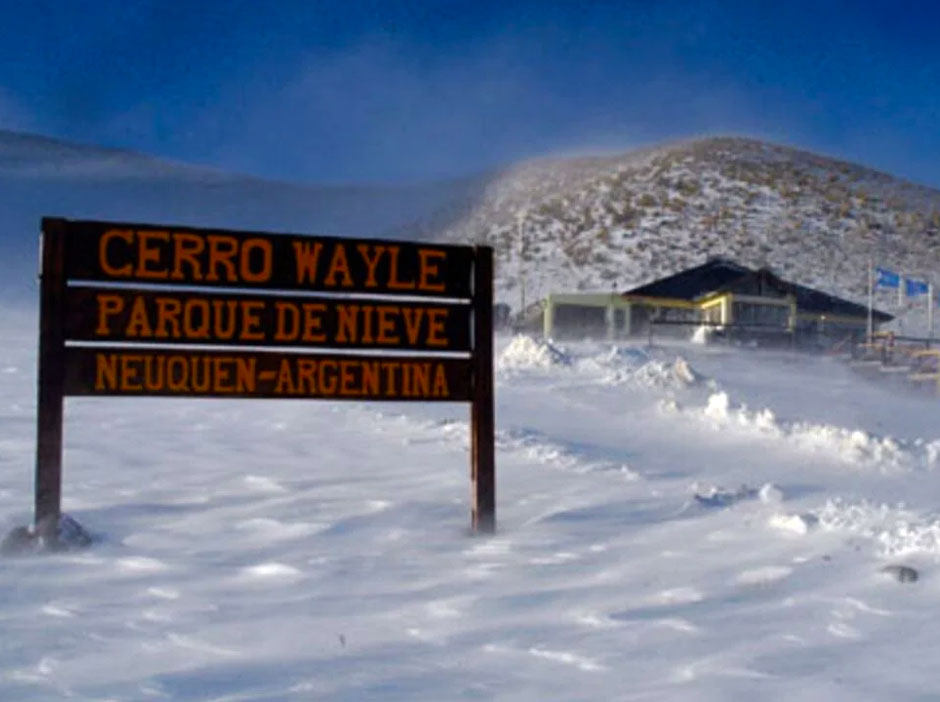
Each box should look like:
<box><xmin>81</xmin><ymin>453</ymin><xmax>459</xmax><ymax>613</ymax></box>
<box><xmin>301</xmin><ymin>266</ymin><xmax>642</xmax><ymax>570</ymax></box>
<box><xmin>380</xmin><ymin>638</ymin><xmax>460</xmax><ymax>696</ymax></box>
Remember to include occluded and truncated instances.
<box><xmin>435</xmin><ymin>137</ymin><xmax>940</xmax><ymax>328</ymax></box>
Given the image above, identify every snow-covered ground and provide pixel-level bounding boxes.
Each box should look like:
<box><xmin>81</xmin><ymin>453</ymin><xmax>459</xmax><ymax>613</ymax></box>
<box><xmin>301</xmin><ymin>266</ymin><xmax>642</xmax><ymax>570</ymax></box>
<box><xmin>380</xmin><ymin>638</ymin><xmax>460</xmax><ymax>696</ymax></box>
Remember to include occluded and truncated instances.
<box><xmin>2</xmin><ymin>306</ymin><xmax>939</xmax><ymax>700</ymax></box>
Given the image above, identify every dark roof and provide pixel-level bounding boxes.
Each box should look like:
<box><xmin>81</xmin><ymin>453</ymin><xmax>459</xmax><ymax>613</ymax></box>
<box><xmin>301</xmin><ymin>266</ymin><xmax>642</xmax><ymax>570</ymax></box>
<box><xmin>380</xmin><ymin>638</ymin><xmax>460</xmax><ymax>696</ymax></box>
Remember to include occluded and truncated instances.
<box><xmin>625</xmin><ymin>258</ymin><xmax>893</xmax><ymax>322</ymax></box>
<box><xmin>625</xmin><ymin>258</ymin><xmax>750</xmax><ymax>300</ymax></box>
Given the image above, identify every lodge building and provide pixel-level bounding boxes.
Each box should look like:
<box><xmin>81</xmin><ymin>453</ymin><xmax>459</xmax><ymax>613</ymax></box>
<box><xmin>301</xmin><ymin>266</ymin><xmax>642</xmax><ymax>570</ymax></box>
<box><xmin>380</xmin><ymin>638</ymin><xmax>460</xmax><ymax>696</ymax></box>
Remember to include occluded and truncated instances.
<box><xmin>542</xmin><ymin>258</ymin><xmax>892</xmax><ymax>345</ymax></box>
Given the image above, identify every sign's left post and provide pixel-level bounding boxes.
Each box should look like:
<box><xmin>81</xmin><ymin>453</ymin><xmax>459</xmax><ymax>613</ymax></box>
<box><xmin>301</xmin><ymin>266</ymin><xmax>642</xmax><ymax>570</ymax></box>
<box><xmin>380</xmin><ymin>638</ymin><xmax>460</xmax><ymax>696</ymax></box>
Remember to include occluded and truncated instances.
<box><xmin>34</xmin><ymin>217</ymin><xmax>67</xmax><ymax>540</ymax></box>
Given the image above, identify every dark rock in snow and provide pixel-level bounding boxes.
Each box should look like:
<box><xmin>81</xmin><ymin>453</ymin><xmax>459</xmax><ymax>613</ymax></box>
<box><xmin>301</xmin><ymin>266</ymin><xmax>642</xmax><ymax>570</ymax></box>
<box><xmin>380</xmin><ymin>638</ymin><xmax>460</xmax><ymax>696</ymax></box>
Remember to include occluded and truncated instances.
<box><xmin>1</xmin><ymin>514</ymin><xmax>93</xmax><ymax>556</ymax></box>
<box><xmin>880</xmin><ymin>564</ymin><xmax>919</xmax><ymax>583</ymax></box>
<box><xmin>693</xmin><ymin>484</ymin><xmax>757</xmax><ymax>508</ymax></box>
<box><xmin>53</xmin><ymin>514</ymin><xmax>93</xmax><ymax>550</ymax></box>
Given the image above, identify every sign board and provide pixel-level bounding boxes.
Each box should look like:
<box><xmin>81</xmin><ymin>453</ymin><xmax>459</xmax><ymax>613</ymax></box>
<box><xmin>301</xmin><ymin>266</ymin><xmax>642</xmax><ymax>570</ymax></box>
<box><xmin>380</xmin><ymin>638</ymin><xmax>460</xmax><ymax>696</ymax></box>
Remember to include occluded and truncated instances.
<box><xmin>32</xmin><ymin>218</ymin><xmax>495</xmax><ymax>539</ymax></box>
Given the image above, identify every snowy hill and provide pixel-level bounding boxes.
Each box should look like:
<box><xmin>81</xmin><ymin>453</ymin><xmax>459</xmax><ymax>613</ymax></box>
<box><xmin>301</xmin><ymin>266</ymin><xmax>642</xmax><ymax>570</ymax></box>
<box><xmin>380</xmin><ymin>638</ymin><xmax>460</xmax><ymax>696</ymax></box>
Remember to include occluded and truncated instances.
<box><xmin>0</xmin><ymin>130</ymin><xmax>484</xmax><ymax>298</ymax></box>
<box><xmin>433</xmin><ymin>137</ymin><xmax>940</xmax><ymax>329</ymax></box>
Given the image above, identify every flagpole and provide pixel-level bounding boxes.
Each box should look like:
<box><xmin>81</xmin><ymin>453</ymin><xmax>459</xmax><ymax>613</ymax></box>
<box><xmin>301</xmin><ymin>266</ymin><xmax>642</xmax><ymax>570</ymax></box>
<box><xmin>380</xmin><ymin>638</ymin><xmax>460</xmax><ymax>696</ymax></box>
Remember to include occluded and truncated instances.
<box><xmin>929</xmin><ymin>281</ymin><xmax>935</xmax><ymax>345</ymax></box>
<box><xmin>867</xmin><ymin>258</ymin><xmax>874</xmax><ymax>341</ymax></box>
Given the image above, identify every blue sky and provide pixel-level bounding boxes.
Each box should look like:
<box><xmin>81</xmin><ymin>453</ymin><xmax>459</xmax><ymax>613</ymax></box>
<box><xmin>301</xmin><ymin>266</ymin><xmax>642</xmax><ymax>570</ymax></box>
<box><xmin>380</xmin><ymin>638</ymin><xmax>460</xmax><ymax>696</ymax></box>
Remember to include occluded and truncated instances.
<box><xmin>1</xmin><ymin>0</ymin><xmax>938</xmax><ymax>185</ymax></box>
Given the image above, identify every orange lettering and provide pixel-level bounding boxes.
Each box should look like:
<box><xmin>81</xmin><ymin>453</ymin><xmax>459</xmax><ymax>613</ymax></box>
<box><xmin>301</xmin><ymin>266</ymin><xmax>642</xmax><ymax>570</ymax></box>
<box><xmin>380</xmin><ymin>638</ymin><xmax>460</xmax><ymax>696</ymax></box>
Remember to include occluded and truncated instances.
<box><xmin>191</xmin><ymin>357</ymin><xmax>211</xmax><ymax>393</ymax></box>
<box><xmin>382</xmin><ymin>361</ymin><xmax>400</xmax><ymax>396</ymax></box>
<box><xmin>120</xmin><ymin>354</ymin><xmax>143</xmax><ymax>391</ymax></box>
<box><xmin>99</xmin><ymin>229</ymin><xmax>134</xmax><ymax>278</ymax></box>
<box><xmin>241</xmin><ymin>300</ymin><xmax>264</xmax><ymax>341</ymax></box>
<box><xmin>319</xmin><ymin>360</ymin><xmax>338</xmax><ymax>394</ymax></box>
<box><xmin>432</xmin><ymin>364</ymin><xmax>449</xmax><ymax>397</ymax></box>
<box><xmin>213</xmin><ymin>357</ymin><xmax>234</xmax><ymax>393</ymax></box>
<box><xmin>170</xmin><ymin>233</ymin><xmax>205</xmax><ymax>281</ymax></box>
<box><xmin>340</xmin><ymin>362</ymin><xmax>357</xmax><ymax>396</ymax></box>
<box><xmin>95</xmin><ymin>353</ymin><xmax>118</xmax><ymax>390</ymax></box>
<box><xmin>154</xmin><ymin>298</ymin><xmax>182</xmax><ymax>338</ymax></box>
<box><xmin>417</xmin><ymin>249</ymin><xmax>446</xmax><ymax>292</ymax></box>
<box><xmin>275</xmin><ymin>301</ymin><xmax>299</xmax><ymax>341</ymax></box>
<box><xmin>236</xmin><ymin>357</ymin><xmax>256</xmax><ymax>393</ymax></box>
<box><xmin>240</xmin><ymin>238</ymin><xmax>272</xmax><ymax>283</ymax></box>
<box><xmin>142</xmin><ymin>355</ymin><xmax>164</xmax><ymax>391</ymax></box>
<box><xmin>206</xmin><ymin>235</ymin><xmax>239</xmax><ymax>282</ymax></box>
<box><xmin>183</xmin><ymin>298</ymin><xmax>210</xmax><ymax>340</ymax></box>
<box><xmin>401</xmin><ymin>363</ymin><xmax>412</xmax><ymax>397</ymax></box>
<box><xmin>292</xmin><ymin>241</ymin><xmax>323</xmax><ymax>284</ymax></box>
<box><xmin>301</xmin><ymin>303</ymin><xmax>327</xmax><ymax>343</ymax></box>
<box><xmin>386</xmin><ymin>246</ymin><xmax>416</xmax><ymax>290</ymax></box>
<box><xmin>412</xmin><ymin>363</ymin><xmax>430</xmax><ymax>397</ymax></box>
<box><xmin>376</xmin><ymin>306</ymin><xmax>400</xmax><ymax>345</ymax></box>
<box><xmin>361</xmin><ymin>361</ymin><xmax>379</xmax><ymax>396</ymax></box>
<box><xmin>361</xmin><ymin>305</ymin><xmax>374</xmax><ymax>343</ymax></box>
<box><xmin>297</xmin><ymin>358</ymin><xmax>317</xmax><ymax>394</ymax></box>
<box><xmin>336</xmin><ymin>304</ymin><xmax>358</xmax><ymax>343</ymax></box>
<box><xmin>212</xmin><ymin>299</ymin><xmax>238</xmax><ymax>340</ymax></box>
<box><xmin>167</xmin><ymin>356</ymin><xmax>188</xmax><ymax>392</ymax></box>
<box><xmin>400</xmin><ymin>307</ymin><xmax>423</xmax><ymax>346</ymax></box>
<box><xmin>126</xmin><ymin>297</ymin><xmax>153</xmax><ymax>337</ymax></box>
<box><xmin>135</xmin><ymin>230</ymin><xmax>170</xmax><ymax>279</ymax></box>
<box><xmin>95</xmin><ymin>293</ymin><xmax>125</xmax><ymax>335</ymax></box>
<box><xmin>273</xmin><ymin>358</ymin><xmax>296</xmax><ymax>394</ymax></box>
<box><xmin>426</xmin><ymin>308</ymin><xmax>448</xmax><ymax>347</ymax></box>
<box><xmin>356</xmin><ymin>244</ymin><xmax>385</xmax><ymax>288</ymax></box>
<box><xmin>324</xmin><ymin>245</ymin><xmax>353</xmax><ymax>287</ymax></box>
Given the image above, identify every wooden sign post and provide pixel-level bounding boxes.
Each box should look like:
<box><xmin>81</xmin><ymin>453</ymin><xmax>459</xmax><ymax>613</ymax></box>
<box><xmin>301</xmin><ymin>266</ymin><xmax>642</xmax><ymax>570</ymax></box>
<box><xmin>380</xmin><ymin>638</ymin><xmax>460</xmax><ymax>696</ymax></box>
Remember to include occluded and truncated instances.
<box><xmin>29</xmin><ymin>217</ymin><xmax>496</xmax><ymax>546</ymax></box>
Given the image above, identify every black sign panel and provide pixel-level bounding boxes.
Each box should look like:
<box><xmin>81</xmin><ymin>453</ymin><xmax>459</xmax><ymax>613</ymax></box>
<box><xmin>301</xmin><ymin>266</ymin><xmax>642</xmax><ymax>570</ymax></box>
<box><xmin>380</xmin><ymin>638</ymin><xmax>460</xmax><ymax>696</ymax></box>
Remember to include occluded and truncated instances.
<box><xmin>63</xmin><ymin>219</ymin><xmax>474</xmax><ymax>298</ymax></box>
<box><xmin>65</xmin><ymin>287</ymin><xmax>472</xmax><ymax>352</ymax></box>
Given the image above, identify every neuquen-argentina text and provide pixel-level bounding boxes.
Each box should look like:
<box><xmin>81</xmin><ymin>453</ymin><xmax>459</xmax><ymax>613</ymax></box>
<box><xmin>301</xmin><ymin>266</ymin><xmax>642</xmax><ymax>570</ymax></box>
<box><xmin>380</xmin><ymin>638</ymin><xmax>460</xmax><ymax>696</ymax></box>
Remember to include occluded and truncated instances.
<box><xmin>90</xmin><ymin>352</ymin><xmax>462</xmax><ymax>400</ymax></box>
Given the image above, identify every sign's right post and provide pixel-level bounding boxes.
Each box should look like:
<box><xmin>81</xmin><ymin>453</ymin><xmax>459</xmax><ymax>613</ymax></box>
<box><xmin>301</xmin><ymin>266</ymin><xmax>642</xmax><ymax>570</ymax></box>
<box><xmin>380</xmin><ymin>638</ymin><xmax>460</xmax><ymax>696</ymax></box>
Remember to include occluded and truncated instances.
<box><xmin>471</xmin><ymin>246</ymin><xmax>495</xmax><ymax>533</ymax></box>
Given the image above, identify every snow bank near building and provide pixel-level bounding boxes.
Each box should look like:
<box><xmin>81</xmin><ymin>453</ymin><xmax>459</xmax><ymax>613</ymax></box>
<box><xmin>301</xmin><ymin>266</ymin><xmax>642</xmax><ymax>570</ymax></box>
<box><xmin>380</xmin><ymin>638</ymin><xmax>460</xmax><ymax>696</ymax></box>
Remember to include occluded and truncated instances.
<box><xmin>497</xmin><ymin>335</ymin><xmax>572</xmax><ymax>372</ymax></box>
<box><xmin>692</xmin><ymin>391</ymin><xmax>940</xmax><ymax>471</ymax></box>
<box><xmin>579</xmin><ymin>346</ymin><xmax>712</xmax><ymax>390</ymax></box>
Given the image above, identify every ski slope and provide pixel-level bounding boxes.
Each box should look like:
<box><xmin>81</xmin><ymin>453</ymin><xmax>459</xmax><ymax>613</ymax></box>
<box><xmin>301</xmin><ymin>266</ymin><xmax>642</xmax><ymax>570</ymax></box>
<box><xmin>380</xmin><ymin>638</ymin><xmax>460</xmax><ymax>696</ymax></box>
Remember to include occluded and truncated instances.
<box><xmin>2</xmin><ymin>306</ymin><xmax>939</xmax><ymax>700</ymax></box>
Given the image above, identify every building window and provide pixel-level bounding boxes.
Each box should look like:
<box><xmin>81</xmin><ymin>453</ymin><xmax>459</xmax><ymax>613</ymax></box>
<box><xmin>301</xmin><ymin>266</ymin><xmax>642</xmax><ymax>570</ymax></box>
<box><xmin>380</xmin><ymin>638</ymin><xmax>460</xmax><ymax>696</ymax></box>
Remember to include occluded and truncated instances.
<box><xmin>732</xmin><ymin>302</ymin><xmax>789</xmax><ymax>328</ymax></box>
<box><xmin>553</xmin><ymin>304</ymin><xmax>608</xmax><ymax>338</ymax></box>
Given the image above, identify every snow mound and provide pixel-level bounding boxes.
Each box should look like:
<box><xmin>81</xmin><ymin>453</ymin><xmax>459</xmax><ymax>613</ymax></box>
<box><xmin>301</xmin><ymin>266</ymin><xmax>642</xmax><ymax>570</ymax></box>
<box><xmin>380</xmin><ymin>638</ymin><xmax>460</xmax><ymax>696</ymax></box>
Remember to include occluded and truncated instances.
<box><xmin>497</xmin><ymin>335</ymin><xmax>571</xmax><ymax>372</ymax></box>
<box><xmin>768</xmin><ymin>512</ymin><xmax>818</xmax><ymax>535</ymax></box>
<box><xmin>696</xmin><ymin>392</ymin><xmax>940</xmax><ymax>472</ymax></box>
<box><xmin>816</xmin><ymin>498</ymin><xmax>940</xmax><ymax>557</ymax></box>
<box><xmin>581</xmin><ymin>347</ymin><xmax>710</xmax><ymax>390</ymax></box>
<box><xmin>758</xmin><ymin>483</ymin><xmax>785</xmax><ymax>505</ymax></box>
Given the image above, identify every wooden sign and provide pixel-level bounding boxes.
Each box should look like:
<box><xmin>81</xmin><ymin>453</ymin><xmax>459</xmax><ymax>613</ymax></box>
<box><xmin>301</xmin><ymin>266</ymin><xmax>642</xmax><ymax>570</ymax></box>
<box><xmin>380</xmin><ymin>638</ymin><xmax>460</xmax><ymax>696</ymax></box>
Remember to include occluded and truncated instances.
<box><xmin>30</xmin><ymin>218</ymin><xmax>495</xmax><ymax>543</ymax></box>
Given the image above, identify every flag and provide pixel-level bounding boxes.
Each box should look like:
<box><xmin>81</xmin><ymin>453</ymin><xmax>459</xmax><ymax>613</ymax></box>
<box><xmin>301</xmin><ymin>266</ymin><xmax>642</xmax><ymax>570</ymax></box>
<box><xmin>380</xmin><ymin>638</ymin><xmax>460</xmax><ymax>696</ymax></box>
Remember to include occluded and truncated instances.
<box><xmin>875</xmin><ymin>267</ymin><xmax>900</xmax><ymax>288</ymax></box>
<box><xmin>905</xmin><ymin>278</ymin><xmax>929</xmax><ymax>297</ymax></box>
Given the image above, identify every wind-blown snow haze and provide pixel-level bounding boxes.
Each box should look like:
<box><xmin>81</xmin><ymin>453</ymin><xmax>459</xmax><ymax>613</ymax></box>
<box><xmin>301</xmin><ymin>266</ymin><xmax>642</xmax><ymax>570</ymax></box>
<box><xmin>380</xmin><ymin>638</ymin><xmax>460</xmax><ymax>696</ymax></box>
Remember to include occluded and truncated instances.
<box><xmin>0</xmin><ymin>134</ymin><xmax>938</xmax><ymax>699</ymax></box>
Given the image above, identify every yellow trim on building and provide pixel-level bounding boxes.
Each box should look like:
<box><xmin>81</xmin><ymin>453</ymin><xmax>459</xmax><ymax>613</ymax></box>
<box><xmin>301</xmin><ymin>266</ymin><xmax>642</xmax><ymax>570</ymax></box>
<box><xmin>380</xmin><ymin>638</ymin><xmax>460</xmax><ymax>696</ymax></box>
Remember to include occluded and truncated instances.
<box><xmin>621</xmin><ymin>294</ymin><xmax>698</xmax><ymax>309</ymax></box>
